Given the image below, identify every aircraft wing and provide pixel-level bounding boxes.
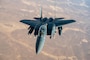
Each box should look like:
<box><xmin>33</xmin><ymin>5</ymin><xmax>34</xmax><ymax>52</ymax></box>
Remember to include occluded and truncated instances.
<box><xmin>20</xmin><ymin>19</ymin><xmax>40</xmax><ymax>28</ymax></box>
<box><xmin>54</xmin><ymin>20</ymin><xmax>76</xmax><ymax>27</ymax></box>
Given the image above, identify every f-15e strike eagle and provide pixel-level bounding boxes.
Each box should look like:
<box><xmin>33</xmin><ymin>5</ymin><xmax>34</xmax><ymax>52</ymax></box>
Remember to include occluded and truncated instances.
<box><xmin>20</xmin><ymin>8</ymin><xmax>76</xmax><ymax>54</ymax></box>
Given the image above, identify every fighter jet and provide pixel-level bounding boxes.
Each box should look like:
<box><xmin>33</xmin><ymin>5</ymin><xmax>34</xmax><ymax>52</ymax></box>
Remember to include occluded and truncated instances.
<box><xmin>20</xmin><ymin>8</ymin><xmax>76</xmax><ymax>54</ymax></box>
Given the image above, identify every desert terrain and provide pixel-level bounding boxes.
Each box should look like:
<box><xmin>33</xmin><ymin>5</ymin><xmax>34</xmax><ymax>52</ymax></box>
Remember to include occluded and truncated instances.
<box><xmin>0</xmin><ymin>0</ymin><xmax>90</xmax><ymax>60</ymax></box>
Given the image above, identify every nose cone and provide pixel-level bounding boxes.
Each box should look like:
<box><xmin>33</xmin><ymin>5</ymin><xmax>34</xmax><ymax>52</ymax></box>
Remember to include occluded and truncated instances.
<box><xmin>36</xmin><ymin>48</ymin><xmax>39</xmax><ymax>54</ymax></box>
<box><xmin>36</xmin><ymin>47</ymin><xmax>39</xmax><ymax>54</ymax></box>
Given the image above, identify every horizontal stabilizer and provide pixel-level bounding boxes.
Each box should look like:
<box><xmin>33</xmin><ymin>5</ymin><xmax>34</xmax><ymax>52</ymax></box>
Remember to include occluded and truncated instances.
<box><xmin>34</xmin><ymin>17</ymin><xmax>41</xmax><ymax>20</ymax></box>
<box><xmin>55</xmin><ymin>17</ymin><xmax>64</xmax><ymax>20</ymax></box>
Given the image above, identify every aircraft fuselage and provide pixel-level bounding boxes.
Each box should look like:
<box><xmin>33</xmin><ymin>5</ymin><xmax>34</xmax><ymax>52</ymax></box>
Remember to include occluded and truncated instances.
<box><xmin>35</xmin><ymin>24</ymin><xmax>47</xmax><ymax>54</ymax></box>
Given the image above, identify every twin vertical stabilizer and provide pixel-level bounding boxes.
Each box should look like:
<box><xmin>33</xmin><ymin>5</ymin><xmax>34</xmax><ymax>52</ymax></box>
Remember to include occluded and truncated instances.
<box><xmin>40</xmin><ymin>7</ymin><xmax>42</xmax><ymax>19</ymax></box>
